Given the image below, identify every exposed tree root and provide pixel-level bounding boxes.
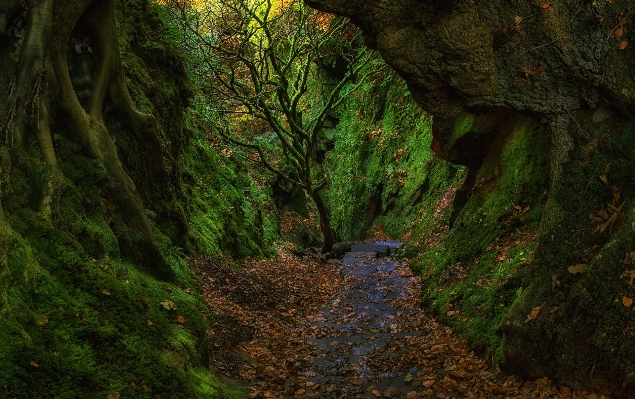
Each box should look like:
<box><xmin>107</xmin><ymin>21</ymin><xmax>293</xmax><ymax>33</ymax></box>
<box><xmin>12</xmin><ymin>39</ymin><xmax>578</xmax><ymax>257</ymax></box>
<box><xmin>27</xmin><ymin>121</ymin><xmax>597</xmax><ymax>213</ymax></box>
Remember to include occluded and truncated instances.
<box><xmin>0</xmin><ymin>0</ymin><xmax>172</xmax><ymax>276</ymax></box>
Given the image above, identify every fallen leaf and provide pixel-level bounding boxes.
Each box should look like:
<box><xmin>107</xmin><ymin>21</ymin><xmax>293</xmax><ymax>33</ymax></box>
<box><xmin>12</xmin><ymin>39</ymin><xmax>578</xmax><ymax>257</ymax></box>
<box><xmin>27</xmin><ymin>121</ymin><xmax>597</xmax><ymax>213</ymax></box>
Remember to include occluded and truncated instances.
<box><xmin>406</xmin><ymin>392</ymin><xmax>418</xmax><ymax>399</ymax></box>
<box><xmin>541</xmin><ymin>3</ymin><xmax>551</xmax><ymax>9</ymax></box>
<box><xmin>568</xmin><ymin>264</ymin><xmax>587</xmax><ymax>274</ymax></box>
<box><xmin>621</xmin><ymin>270</ymin><xmax>635</xmax><ymax>285</ymax></box>
<box><xmin>404</xmin><ymin>373</ymin><xmax>413</xmax><ymax>382</ymax></box>
<box><xmin>30</xmin><ymin>360</ymin><xmax>39</xmax><ymax>367</ymax></box>
<box><xmin>422</xmin><ymin>379</ymin><xmax>435</xmax><ymax>388</ymax></box>
<box><xmin>349</xmin><ymin>378</ymin><xmax>362</xmax><ymax>386</ymax></box>
<box><xmin>599</xmin><ymin>174</ymin><xmax>608</xmax><ymax>183</ymax></box>
<box><xmin>524</xmin><ymin>65</ymin><xmax>546</xmax><ymax>76</ymax></box>
<box><xmin>176</xmin><ymin>315</ymin><xmax>186</xmax><ymax>324</ymax></box>
<box><xmin>38</xmin><ymin>316</ymin><xmax>49</xmax><ymax>326</ymax></box>
<box><xmin>619</xmin><ymin>40</ymin><xmax>628</xmax><ymax>50</ymax></box>
<box><xmin>371</xmin><ymin>390</ymin><xmax>382</xmax><ymax>398</ymax></box>
<box><xmin>101</xmin><ymin>289</ymin><xmax>111</xmax><ymax>296</ymax></box>
<box><xmin>525</xmin><ymin>306</ymin><xmax>542</xmax><ymax>322</ymax></box>
<box><xmin>614</xmin><ymin>27</ymin><xmax>625</xmax><ymax>40</ymax></box>
<box><xmin>443</xmin><ymin>303</ymin><xmax>452</xmax><ymax>311</ymax></box>
<box><xmin>107</xmin><ymin>393</ymin><xmax>120</xmax><ymax>399</ymax></box>
<box><xmin>147</xmin><ymin>319</ymin><xmax>153</xmax><ymax>326</ymax></box>
<box><xmin>382</xmin><ymin>389</ymin><xmax>393</xmax><ymax>398</ymax></box>
<box><xmin>623</xmin><ymin>296</ymin><xmax>633</xmax><ymax>308</ymax></box>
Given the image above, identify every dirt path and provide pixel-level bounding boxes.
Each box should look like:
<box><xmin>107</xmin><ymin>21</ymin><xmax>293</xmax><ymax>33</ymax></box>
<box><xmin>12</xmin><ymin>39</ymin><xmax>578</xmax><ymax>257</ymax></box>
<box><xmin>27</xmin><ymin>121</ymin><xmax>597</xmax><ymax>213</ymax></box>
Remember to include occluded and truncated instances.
<box><xmin>194</xmin><ymin>244</ymin><xmax>609</xmax><ymax>399</ymax></box>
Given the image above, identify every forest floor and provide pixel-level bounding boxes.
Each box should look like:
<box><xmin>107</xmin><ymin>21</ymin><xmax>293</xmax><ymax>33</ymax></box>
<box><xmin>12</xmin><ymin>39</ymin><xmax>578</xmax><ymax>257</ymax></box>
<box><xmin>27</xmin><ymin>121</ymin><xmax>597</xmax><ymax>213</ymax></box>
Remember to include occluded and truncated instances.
<box><xmin>190</xmin><ymin>244</ymin><xmax>610</xmax><ymax>399</ymax></box>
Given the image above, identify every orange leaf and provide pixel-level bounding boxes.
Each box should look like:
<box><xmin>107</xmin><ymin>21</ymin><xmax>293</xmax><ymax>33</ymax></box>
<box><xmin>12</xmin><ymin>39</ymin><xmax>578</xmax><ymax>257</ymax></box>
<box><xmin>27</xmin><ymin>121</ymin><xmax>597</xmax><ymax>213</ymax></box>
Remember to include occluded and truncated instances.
<box><xmin>349</xmin><ymin>378</ymin><xmax>362</xmax><ymax>386</ymax></box>
<box><xmin>101</xmin><ymin>289</ymin><xmax>111</xmax><ymax>296</ymax></box>
<box><xmin>422</xmin><ymin>379</ymin><xmax>435</xmax><ymax>388</ymax></box>
<box><xmin>176</xmin><ymin>315</ymin><xmax>186</xmax><ymax>324</ymax></box>
<box><xmin>541</xmin><ymin>3</ymin><xmax>551</xmax><ymax>8</ymax></box>
<box><xmin>623</xmin><ymin>296</ymin><xmax>633</xmax><ymax>307</ymax></box>
<box><xmin>406</xmin><ymin>392</ymin><xmax>418</xmax><ymax>399</ymax></box>
<box><xmin>525</xmin><ymin>306</ymin><xmax>541</xmax><ymax>322</ymax></box>
<box><xmin>619</xmin><ymin>40</ymin><xmax>628</xmax><ymax>50</ymax></box>
<box><xmin>614</xmin><ymin>27</ymin><xmax>625</xmax><ymax>40</ymax></box>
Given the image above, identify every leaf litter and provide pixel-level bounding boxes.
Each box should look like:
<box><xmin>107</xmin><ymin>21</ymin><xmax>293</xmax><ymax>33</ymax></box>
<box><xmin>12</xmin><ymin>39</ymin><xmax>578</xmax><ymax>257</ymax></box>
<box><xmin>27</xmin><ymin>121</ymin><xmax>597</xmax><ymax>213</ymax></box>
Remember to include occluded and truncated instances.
<box><xmin>191</xmin><ymin>243</ymin><xmax>610</xmax><ymax>398</ymax></box>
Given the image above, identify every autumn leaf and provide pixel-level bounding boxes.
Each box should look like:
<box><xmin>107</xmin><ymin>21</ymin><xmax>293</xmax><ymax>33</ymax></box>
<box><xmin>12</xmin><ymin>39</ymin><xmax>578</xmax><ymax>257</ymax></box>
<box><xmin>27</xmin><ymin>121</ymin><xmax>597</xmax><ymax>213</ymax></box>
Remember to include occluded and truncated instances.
<box><xmin>621</xmin><ymin>270</ymin><xmax>635</xmax><ymax>285</ymax></box>
<box><xmin>349</xmin><ymin>378</ymin><xmax>362</xmax><ymax>386</ymax></box>
<box><xmin>160</xmin><ymin>300</ymin><xmax>175</xmax><ymax>310</ymax></box>
<box><xmin>619</xmin><ymin>40</ymin><xmax>628</xmax><ymax>50</ymax></box>
<box><xmin>30</xmin><ymin>360</ymin><xmax>39</xmax><ymax>367</ymax></box>
<box><xmin>614</xmin><ymin>27</ymin><xmax>625</xmax><ymax>40</ymax></box>
<box><xmin>525</xmin><ymin>306</ymin><xmax>542</xmax><ymax>322</ymax></box>
<box><xmin>422</xmin><ymin>379</ymin><xmax>435</xmax><ymax>388</ymax></box>
<box><xmin>623</xmin><ymin>296</ymin><xmax>633</xmax><ymax>308</ymax></box>
<box><xmin>406</xmin><ymin>392</ymin><xmax>418</xmax><ymax>399</ymax></box>
<box><xmin>524</xmin><ymin>66</ymin><xmax>545</xmax><ymax>76</ymax></box>
<box><xmin>101</xmin><ymin>288</ymin><xmax>111</xmax><ymax>296</ymax></box>
<box><xmin>568</xmin><ymin>264</ymin><xmax>587</xmax><ymax>274</ymax></box>
<box><xmin>147</xmin><ymin>319</ymin><xmax>153</xmax><ymax>326</ymax></box>
<box><xmin>371</xmin><ymin>390</ymin><xmax>382</xmax><ymax>398</ymax></box>
<box><xmin>107</xmin><ymin>393</ymin><xmax>120</xmax><ymax>399</ymax></box>
<box><xmin>176</xmin><ymin>315</ymin><xmax>186</xmax><ymax>324</ymax></box>
<box><xmin>37</xmin><ymin>316</ymin><xmax>49</xmax><ymax>326</ymax></box>
<box><xmin>541</xmin><ymin>3</ymin><xmax>550</xmax><ymax>8</ymax></box>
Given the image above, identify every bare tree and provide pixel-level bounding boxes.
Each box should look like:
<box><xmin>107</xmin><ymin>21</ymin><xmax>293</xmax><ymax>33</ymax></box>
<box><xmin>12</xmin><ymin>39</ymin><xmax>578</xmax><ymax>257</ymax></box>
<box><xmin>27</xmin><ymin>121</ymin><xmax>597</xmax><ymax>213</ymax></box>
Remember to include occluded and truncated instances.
<box><xmin>165</xmin><ymin>0</ymin><xmax>373</xmax><ymax>253</ymax></box>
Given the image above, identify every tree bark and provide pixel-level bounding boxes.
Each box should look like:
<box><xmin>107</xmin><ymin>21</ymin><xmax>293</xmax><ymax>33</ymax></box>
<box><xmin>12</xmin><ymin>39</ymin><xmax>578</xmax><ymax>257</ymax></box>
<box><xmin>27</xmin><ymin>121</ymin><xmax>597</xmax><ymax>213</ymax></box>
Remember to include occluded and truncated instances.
<box><xmin>309</xmin><ymin>190</ymin><xmax>336</xmax><ymax>253</ymax></box>
<box><xmin>1</xmin><ymin>0</ymin><xmax>171</xmax><ymax>276</ymax></box>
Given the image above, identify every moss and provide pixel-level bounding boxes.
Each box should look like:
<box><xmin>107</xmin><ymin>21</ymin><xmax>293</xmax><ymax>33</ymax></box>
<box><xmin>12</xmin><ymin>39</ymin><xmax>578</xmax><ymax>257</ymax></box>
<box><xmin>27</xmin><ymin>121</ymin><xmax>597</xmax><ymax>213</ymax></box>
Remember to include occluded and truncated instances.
<box><xmin>496</xmin><ymin>107</ymin><xmax>635</xmax><ymax>382</ymax></box>
<box><xmin>0</xmin><ymin>0</ymin><xmax>274</xmax><ymax>397</ymax></box>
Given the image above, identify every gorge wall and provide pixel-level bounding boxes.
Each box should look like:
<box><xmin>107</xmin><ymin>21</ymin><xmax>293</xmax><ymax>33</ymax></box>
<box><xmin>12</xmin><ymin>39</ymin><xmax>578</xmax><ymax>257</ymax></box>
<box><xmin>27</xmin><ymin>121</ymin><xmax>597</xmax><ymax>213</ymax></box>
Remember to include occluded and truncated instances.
<box><xmin>312</xmin><ymin>0</ymin><xmax>635</xmax><ymax>394</ymax></box>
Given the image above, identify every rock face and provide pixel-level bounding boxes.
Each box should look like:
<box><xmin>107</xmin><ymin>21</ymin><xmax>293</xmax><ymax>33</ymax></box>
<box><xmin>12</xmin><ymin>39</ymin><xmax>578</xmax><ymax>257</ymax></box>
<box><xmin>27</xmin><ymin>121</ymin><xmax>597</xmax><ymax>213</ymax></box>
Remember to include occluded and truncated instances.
<box><xmin>308</xmin><ymin>0</ymin><xmax>635</xmax><ymax>393</ymax></box>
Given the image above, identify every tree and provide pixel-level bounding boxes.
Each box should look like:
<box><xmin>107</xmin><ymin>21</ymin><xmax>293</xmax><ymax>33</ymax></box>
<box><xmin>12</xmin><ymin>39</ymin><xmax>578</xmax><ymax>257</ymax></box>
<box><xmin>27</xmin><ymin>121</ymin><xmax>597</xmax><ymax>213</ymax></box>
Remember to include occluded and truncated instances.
<box><xmin>1</xmin><ymin>0</ymin><xmax>170</xmax><ymax>275</ymax></box>
<box><xmin>164</xmin><ymin>0</ymin><xmax>373</xmax><ymax>253</ymax></box>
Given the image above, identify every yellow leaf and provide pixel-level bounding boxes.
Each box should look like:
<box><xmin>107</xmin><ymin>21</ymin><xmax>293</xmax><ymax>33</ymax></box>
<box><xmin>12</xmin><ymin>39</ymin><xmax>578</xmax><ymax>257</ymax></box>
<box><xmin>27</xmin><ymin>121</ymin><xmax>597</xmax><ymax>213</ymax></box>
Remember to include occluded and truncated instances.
<box><xmin>568</xmin><ymin>264</ymin><xmax>587</xmax><ymax>274</ymax></box>
<box><xmin>101</xmin><ymin>289</ymin><xmax>111</xmax><ymax>296</ymax></box>
<box><xmin>107</xmin><ymin>392</ymin><xmax>120</xmax><ymax>399</ymax></box>
<box><xmin>371</xmin><ymin>390</ymin><xmax>382</xmax><ymax>398</ymax></box>
<box><xmin>30</xmin><ymin>360</ymin><xmax>39</xmax><ymax>367</ymax></box>
<box><xmin>623</xmin><ymin>296</ymin><xmax>633</xmax><ymax>308</ymax></box>
<box><xmin>525</xmin><ymin>306</ymin><xmax>542</xmax><ymax>322</ymax></box>
<box><xmin>147</xmin><ymin>319</ymin><xmax>153</xmax><ymax>326</ymax></box>
<box><xmin>599</xmin><ymin>174</ymin><xmax>608</xmax><ymax>183</ymax></box>
<box><xmin>38</xmin><ymin>316</ymin><xmax>49</xmax><ymax>326</ymax></box>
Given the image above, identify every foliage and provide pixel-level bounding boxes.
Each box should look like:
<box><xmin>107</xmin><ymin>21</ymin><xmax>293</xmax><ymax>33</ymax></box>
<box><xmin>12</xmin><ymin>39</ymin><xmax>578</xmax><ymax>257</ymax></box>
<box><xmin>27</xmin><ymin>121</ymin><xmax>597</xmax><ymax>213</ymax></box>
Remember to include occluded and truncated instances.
<box><xmin>162</xmin><ymin>0</ymin><xmax>374</xmax><ymax>252</ymax></box>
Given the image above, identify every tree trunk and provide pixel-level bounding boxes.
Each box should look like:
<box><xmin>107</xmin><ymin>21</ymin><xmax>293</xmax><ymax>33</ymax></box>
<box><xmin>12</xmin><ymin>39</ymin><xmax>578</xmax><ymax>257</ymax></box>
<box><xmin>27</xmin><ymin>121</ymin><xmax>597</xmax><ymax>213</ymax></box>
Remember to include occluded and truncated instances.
<box><xmin>310</xmin><ymin>190</ymin><xmax>336</xmax><ymax>253</ymax></box>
